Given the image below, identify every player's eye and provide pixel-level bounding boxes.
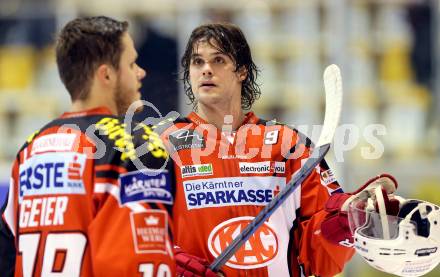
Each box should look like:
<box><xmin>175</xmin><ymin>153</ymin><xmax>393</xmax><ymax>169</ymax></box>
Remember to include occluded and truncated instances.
<box><xmin>192</xmin><ymin>58</ymin><xmax>203</xmax><ymax>65</ymax></box>
<box><xmin>214</xmin><ymin>56</ymin><xmax>225</xmax><ymax>64</ymax></box>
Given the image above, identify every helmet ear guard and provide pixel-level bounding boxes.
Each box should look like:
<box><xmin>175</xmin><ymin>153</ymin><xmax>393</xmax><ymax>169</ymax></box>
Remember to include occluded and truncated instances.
<box><xmin>398</xmin><ymin>200</ymin><xmax>435</xmax><ymax>238</ymax></box>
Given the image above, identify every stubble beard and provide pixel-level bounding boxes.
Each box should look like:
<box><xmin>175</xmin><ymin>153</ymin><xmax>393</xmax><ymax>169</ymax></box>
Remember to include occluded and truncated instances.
<box><xmin>113</xmin><ymin>78</ymin><xmax>143</xmax><ymax>116</ymax></box>
<box><xmin>113</xmin><ymin>79</ymin><xmax>127</xmax><ymax>116</ymax></box>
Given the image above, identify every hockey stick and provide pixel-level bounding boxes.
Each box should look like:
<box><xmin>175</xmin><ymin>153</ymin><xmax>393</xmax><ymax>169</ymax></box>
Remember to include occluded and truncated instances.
<box><xmin>209</xmin><ymin>64</ymin><xmax>343</xmax><ymax>272</ymax></box>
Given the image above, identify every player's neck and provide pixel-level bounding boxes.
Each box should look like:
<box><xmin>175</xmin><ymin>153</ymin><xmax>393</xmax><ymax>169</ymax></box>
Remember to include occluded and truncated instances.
<box><xmin>70</xmin><ymin>88</ymin><xmax>117</xmax><ymax>115</ymax></box>
<box><xmin>196</xmin><ymin>102</ymin><xmax>244</xmax><ymax>130</ymax></box>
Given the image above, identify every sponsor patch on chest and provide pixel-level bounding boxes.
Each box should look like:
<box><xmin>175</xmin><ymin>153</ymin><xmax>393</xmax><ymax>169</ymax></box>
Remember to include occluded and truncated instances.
<box><xmin>31</xmin><ymin>133</ymin><xmax>77</xmax><ymax>155</ymax></box>
<box><xmin>129</xmin><ymin>210</ymin><xmax>168</xmax><ymax>254</ymax></box>
<box><xmin>18</xmin><ymin>152</ymin><xmax>86</xmax><ymax>203</ymax></box>
<box><xmin>183</xmin><ymin>176</ymin><xmax>285</xmax><ymax>209</ymax></box>
<box><xmin>181</xmin><ymin>164</ymin><xmax>213</xmax><ymax>178</ymax></box>
<box><xmin>169</xmin><ymin>129</ymin><xmax>205</xmax><ymax>151</ymax></box>
<box><xmin>239</xmin><ymin>161</ymin><xmax>285</xmax><ymax>174</ymax></box>
<box><xmin>120</xmin><ymin>170</ymin><xmax>172</xmax><ymax>205</ymax></box>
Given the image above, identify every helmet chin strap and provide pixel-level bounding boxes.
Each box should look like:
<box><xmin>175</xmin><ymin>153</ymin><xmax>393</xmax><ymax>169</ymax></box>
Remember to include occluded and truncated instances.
<box><xmin>342</xmin><ymin>175</ymin><xmax>398</xmax><ymax>212</ymax></box>
<box><xmin>375</xmin><ymin>186</ymin><xmax>391</xmax><ymax>239</ymax></box>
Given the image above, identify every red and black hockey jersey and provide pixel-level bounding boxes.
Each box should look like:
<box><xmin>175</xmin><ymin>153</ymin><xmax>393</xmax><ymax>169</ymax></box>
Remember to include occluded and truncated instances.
<box><xmin>160</xmin><ymin>111</ymin><xmax>354</xmax><ymax>277</ymax></box>
<box><xmin>2</xmin><ymin>107</ymin><xmax>175</xmax><ymax>276</ymax></box>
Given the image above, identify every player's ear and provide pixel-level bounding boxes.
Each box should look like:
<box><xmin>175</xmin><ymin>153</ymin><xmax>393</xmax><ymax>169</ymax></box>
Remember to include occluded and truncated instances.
<box><xmin>237</xmin><ymin>66</ymin><xmax>247</xmax><ymax>82</ymax></box>
<box><xmin>96</xmin><ymin>64</ymin><xmax>116</xmax><ymax>85</ymax></box>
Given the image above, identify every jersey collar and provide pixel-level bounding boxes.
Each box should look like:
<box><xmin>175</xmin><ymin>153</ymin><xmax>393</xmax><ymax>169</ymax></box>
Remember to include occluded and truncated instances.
<box><xmin>60</xmin><ymin>107</ymin><xmax>113</xmax><ymax>119</ymax></box>
<box><xmin>187</xmin><ymin>111</ymin><xmax>260</xmax><ymax>127</ymax></box>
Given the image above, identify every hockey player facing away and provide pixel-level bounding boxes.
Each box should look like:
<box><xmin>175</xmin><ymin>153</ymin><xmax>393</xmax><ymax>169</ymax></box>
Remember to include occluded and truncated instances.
<box><xmin>0</xmin><ymin>16</ymin><xmax>175</xmax><ymax>276</ymax></box>
<box><xmin>162</xmin><ymin>23</ymin><xmax>396</xmax><ymax>277</ymax></box>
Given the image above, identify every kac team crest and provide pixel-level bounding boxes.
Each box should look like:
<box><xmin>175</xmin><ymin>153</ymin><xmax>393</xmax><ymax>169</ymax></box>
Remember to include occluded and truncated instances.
<box><xmin>207</xmin><ymin>216</ymin><xmax>279</xmax><ymax>269</ymax></box>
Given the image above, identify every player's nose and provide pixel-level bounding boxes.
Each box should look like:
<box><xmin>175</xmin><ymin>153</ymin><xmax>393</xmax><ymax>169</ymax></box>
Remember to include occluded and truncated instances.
<box><xmin>202</xmin><ymin>63</ymin><xmax>213</xmax><ymax>76</ymax></box>
<box><xmin>138</xmin><ymin>66</ymin><xmax>147</xmax><ymax>80</ymax></box>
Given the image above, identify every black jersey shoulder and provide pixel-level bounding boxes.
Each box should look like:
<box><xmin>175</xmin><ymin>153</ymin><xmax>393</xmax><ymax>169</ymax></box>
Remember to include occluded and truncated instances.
<box><xmin>151</xmin><ymin>116</ymin><xmax>191</xmax><ymax>135</ymax></box>
<box><xmin>17</xmin><ymin>114</ymin><xmax>169</xmax><ymax>171</ymax></box>
<box><xmin>90</xmin><ymin>115</ymin><xmax>169</xmax><ymax>171</ymax></box>
<box><xmin>256</xmin><ymin>117</ymin><xmax>313</xmax><ymax>148</ymax></box>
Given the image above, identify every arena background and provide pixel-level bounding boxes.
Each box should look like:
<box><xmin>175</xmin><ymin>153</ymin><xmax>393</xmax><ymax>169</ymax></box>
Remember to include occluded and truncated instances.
<box><xmin>1</xmin><ymin>0</ymin><xmax>439</xmax><ymax>276</ymax></box>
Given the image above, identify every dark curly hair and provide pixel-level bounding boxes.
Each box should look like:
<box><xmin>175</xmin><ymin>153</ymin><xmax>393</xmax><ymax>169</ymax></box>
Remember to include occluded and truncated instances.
<box><xmin>56</xmin><ymin>16</ymin><xmax>128</xmax><ymax>101</ymax></box>
<box><xmin>181</xmin><ymin>22</ymin><xmax>260</xmax><ymax>110</ymax></box>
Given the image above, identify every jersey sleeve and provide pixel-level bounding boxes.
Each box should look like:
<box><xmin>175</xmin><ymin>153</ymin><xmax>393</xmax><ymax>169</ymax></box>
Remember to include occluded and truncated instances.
<box><xmin>285</xmin><ymin>131</ymin><xmax>354</xmax><ymax>277</ymax></box>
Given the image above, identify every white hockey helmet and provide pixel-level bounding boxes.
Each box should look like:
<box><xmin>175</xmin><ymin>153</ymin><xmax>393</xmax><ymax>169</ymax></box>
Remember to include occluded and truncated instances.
<box><xmin>348</xmin><ymin>185</ymin><xmax>440</xmax><ymax>276</ymax></box>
